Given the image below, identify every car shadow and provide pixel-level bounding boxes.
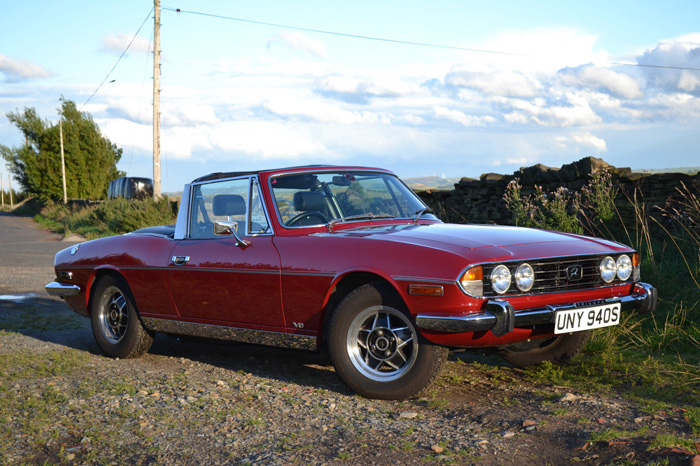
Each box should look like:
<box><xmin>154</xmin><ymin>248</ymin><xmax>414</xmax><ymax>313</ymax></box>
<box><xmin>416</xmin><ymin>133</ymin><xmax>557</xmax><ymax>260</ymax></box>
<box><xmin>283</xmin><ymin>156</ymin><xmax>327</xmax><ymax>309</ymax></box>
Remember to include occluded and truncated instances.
<box><xmin>0</xmin><ymin>295</ymin><xmax>353</xmax><ymax>397</ymax></box>
<box><xmin>148</xmin><ymin>334</ymin><xmax>352</xmax><ymax>395</ymax></box>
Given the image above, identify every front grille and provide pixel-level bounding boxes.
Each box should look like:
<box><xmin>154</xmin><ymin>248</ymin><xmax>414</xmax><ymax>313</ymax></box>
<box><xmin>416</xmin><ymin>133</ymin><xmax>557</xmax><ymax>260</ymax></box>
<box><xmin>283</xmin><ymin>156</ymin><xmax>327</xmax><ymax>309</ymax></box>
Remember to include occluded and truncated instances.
<box><xmin>481</xmin><ymin>254</ymin><xmax>632</xmax><ymax>297</ymax></box>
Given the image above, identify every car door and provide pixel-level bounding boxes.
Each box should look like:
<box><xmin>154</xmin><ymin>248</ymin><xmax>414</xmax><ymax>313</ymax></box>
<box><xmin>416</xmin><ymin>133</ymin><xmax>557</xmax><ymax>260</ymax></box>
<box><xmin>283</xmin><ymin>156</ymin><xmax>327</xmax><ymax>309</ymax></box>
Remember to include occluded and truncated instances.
<box><xmin>168</xmin><ymin>177</ymin><xmax>284</xmax><ymax>330</ymax></box>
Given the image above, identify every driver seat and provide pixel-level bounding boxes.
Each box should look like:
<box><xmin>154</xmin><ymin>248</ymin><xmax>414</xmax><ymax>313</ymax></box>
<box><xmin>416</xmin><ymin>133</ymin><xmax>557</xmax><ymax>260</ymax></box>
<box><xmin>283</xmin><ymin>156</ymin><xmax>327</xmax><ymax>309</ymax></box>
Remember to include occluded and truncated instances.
<box><xmin>291</xmin><ymin>191</ymin><xmax>328</xmax><ymax>226</ymax></box>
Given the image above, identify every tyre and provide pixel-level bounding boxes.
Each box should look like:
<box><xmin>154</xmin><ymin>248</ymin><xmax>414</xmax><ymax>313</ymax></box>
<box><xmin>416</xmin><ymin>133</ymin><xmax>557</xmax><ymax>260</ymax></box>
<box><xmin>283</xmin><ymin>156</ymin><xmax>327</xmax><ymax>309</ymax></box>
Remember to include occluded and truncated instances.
<box><xmin>501</xmin><ymin>331</ymin><xmax>590</xmax><ymax>368</ymax></box>
<box><xmin>91</xmin><ymin>275</ymin><xmax>154</xmax><ymax>359</ymax></box>
<box><xmin>328</xmin><ymin>282</ymin><xmax>448</xmax><ymax>400</ymax></box>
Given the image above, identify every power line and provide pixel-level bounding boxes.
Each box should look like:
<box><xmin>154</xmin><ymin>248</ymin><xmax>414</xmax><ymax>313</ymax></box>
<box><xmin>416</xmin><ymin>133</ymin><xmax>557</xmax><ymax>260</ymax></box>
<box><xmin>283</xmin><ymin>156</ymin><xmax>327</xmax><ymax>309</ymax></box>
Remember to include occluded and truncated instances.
<box><xmin>165</xmin><ymin>6</ymin><xmax>700</xmax><ymax>73</ymax></box>
<box><xmin>164</xmin><ymin>7</ymin><xmax>525</xmax><ymax>57</ymax></box>
<box><xmin>80</xmin><ymin>7</ymin><xmax>155</xmax><ymax>112</ymax></box>
<box><xmin>613</xmin><ymin>61</ymin><xmax>700</xmax><ymax>72</ymax></box>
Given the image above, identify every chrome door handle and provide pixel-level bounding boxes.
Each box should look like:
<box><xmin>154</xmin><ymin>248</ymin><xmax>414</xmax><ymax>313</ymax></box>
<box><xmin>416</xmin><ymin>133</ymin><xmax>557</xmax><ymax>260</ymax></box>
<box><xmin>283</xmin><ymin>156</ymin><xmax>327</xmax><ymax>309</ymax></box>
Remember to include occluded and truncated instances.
<box><xmin>171</xmin><ymin>255</ymin><xmax>190</xmax><ymax>266</ymax></box>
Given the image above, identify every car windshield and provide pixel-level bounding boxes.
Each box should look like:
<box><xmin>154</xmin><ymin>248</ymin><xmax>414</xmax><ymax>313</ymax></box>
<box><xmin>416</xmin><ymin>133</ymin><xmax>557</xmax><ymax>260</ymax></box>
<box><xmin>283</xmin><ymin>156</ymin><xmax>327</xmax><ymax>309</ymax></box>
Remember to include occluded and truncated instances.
<box><xmin>271</xmin><ymin>171</ymin><xmax>431</xmax><ymax>227</ymax></box>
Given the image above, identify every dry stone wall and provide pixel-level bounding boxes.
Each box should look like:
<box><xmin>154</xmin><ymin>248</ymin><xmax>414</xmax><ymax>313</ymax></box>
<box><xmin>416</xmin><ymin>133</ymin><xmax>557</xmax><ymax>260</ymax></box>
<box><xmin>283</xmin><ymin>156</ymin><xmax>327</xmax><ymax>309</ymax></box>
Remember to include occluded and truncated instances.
<box><xmin>417</xmin><ymin>157</ymin><xmax>700</xmax><ymax>226</ymax></box>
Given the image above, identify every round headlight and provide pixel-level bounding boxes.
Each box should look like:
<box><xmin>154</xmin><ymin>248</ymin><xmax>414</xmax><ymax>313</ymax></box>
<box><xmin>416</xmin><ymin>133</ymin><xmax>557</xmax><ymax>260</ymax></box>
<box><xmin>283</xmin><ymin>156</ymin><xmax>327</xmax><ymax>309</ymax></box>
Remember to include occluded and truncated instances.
<box><xmin>514</xmin><ymin>263</ymin><xmax>534</xmax><ymax>292</ymax></box>
<box><xmin>599</xmin><ymin>256</ymin><xmax>617</xmax><ymax>283</ymax></box>
<box><xmin>490</xmin><ymin>264</ymin><xmax>512</xmax><ymax>294</ymax></box>
<box><xmin>616</xmin><ymin>255</ymin><xmax>633</xmax><ymax>281</ymax></box>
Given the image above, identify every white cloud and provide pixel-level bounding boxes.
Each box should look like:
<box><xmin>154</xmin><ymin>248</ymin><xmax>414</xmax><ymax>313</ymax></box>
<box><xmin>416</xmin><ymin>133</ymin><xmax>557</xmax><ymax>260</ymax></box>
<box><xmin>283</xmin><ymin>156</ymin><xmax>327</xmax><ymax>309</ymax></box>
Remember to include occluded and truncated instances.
<box><xmin>558</xmin><ymin>64</ymin><xmax>642</xmax><ymax>99</ymax></box>
<box><xmin>553</xmin><ymin>133</ymin><xmax>607</xmax><ymax>152</ymax></box>
<box><xmin>262</xmin><ymin>96</ymin><xmax>382</xmax><ymax>124</ymax></box>
<box><xmin>432</xmin><ymin>106</ymin><xmax>495</xmax><ymax>126</ymax></box>
<box><xmin>267</xmin><ymin>32</ymin><xmax>326</xmax><ymax>58</ymax></box>
<box><xmin>81</xmin><ymin>27</ymin><xmax>700</xmax><ymax>182</ymax></box>
<box><xmin>638</xmin><ymin>36</ymin><xmax>700</xmax><ymax>94</ymax></box>
<box><xmin>96</xmin><ymin>118</ymin><xmax>151</xmax><ymax>153</ymax></box>
<box><xmin>467</xmin><ymin>27</ymin><xmax>609</xmax><ymax>73</ymax></box>
<box><xmin>99</xmin><ymin>114</ymin><xmax>326</xmax><ymax>162</ymax></box>
<box><xmin>100</xmin><ymin>33</ymin><xmax>151</xmax><ymax>55</ymax></box>
<box><xmin>444</xmin><ymin>69</ymin><xmax>541</xmax><ymax>97</ymax></box>
<box><xmin>162</xmin><ymin>102</ymin><xmax>219</xmax><ymax>126</ymax></box>
<box><xmin>0</xmin><ymin>55</ymin><xmax>51</xmax><ymax>81</ymax></box>
<box><xmin>502</xmin><ymin>93</ymin><xmax>601</xmax><ymax>127</ymax></box>
<box><xmin>208</xmin><ymin>121</ymin><xmax>326</xmax><ymax>159</ymax></box>
<box><xmin>314</xmin><ymin>73</ymin><xmax>417</xmax><ymax>103</ymax></box>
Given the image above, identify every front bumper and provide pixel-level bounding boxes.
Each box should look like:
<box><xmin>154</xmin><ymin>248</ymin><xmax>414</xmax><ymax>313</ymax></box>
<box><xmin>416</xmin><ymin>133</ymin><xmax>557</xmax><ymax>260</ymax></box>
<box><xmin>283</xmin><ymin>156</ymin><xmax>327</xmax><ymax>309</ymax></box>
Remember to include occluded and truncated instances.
<box><xmin>416</xmin><ymin>282</ymin><xmax>657</xmax><ymax>337</ymax></box>
<box><xmin>45</xmin><ymin>281</ymin><xmax>81</xmax><ymax>298</ymax></box>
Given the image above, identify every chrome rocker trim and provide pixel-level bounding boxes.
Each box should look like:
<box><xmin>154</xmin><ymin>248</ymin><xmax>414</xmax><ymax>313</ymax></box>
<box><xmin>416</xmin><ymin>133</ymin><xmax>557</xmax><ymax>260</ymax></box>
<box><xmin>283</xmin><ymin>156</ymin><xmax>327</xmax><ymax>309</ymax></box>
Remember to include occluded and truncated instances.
<box><xmin>141</xmin><ymin>317</ymin><xmax>318</xmax><ymax>351</ymax></box>
<box><xmin>45</xmin><ymin>281</ymin><xmax>81</xmax><ymax>297</ymax></box>
<box><xmin>416</xmin><ymin>282</ymin><xmax>657</xmax><ymax>337</ymax></box>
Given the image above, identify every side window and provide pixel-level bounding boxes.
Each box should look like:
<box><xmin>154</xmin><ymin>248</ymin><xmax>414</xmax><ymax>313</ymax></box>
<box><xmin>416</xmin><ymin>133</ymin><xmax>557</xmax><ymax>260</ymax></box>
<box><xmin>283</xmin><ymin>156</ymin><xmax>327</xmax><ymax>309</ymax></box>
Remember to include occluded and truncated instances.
<box><xmin>250</xmin><ymin>181</ymin><xmax>270</xmax><ymax>234</ymax></box>
<box><xmin>189</xmin><ymin>179</ymin><xmax>250</xmax><ymax>239</ymax></box>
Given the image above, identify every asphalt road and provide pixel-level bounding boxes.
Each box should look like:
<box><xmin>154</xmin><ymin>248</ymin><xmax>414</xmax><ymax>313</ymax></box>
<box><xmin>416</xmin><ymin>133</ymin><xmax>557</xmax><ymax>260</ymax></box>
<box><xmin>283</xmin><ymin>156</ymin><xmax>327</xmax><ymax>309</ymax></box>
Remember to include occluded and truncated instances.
<box><xmin>0</xmin><ymin>212</ymin><xmax>83</xmax><ymax>296</ymax></box>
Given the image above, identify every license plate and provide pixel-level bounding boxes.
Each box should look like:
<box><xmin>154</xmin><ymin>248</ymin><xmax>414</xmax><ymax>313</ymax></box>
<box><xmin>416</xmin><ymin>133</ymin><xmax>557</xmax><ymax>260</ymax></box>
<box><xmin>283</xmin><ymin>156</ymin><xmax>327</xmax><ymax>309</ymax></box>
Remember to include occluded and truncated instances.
<box><xmin>554</xmin><ymin>303</ymin><xmax>621</xmax><ymax>334</ymax></box>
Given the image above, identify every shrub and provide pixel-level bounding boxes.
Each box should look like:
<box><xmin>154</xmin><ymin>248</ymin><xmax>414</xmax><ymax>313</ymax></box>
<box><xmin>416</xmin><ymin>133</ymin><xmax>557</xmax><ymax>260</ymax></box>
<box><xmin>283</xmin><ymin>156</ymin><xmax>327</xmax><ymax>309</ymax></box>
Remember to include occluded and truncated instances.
<box><xmin>36</xmin><ymin>197</ymin><xmax>178</xmax><ymax>239</ymax></box>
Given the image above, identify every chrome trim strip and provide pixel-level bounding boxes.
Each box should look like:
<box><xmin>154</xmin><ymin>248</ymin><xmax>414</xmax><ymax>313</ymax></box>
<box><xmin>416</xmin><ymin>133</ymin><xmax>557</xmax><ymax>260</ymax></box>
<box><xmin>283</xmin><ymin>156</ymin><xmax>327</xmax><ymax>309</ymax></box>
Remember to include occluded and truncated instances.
<box><xmin>416</xmin><ymin>282</ymin><xmax>657</xmax><ymax>334</ymax></box>
<box><xmin>45</xmin><ymin>282</ymin><xmax>81</xmax><ymax>297</ymax></box>
<box><xmin>55</xmin><ymin>265</ymin><xmax>332</xmax><ymax>277</ymax></box>
<box><xmin>141</xmin><ymin>318</ymin><xmax>317</xmax><ymax>351</ymax></box>
<box><xmin>280</xmin><ymin>271</ymin><xmax>335</xmax><ymax>278</ymax></box>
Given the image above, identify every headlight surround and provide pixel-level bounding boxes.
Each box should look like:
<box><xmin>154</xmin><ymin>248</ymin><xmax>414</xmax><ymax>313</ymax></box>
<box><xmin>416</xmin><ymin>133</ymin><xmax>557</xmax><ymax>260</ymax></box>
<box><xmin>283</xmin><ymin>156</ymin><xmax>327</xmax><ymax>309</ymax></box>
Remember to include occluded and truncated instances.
<box><xmin>514</xmin><ymin>263</ymin><xmax>534</xmax><ymax>292</ymax></box>
<box><xmin>459</xmin><ymin>265</ymin><xmax>483</xmax><ymax>297</ymax></box>
<box><xmin>490</xmin><ymin>264</ymin><xmax>512</xmax><ymax>294</ymax></box>
<box><xmin>599</xmin><ymin>256</ymin><xmax>617</xmax><ymax>283</ymax></box>
<box><xmin>616</xmin><ymin>254</ymin><xmax>633</xmax><ymax>281</ymax></box>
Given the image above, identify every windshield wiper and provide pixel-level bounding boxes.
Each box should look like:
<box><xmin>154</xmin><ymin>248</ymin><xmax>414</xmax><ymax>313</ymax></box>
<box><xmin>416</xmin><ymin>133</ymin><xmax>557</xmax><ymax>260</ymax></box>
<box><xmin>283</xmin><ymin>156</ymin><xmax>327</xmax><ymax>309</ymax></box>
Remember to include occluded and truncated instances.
<box><xmin>327</xmin><ymin>213</ymin><xmax>395</xmax><ymax>232</ymax></box>
<box><xmin>414</xmin><ymin>206</ymin><xmax>433</xmax><ymax>224</ymax></box>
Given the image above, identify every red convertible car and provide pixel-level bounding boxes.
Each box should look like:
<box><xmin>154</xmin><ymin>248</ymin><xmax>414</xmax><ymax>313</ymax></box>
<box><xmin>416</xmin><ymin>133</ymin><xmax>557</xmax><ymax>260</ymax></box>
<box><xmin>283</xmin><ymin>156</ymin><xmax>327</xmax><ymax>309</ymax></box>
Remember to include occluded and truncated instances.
<box><xmin>46</xmin><ymin>165</ymin><xmax>657</xmax><ymax>399</ymax></box>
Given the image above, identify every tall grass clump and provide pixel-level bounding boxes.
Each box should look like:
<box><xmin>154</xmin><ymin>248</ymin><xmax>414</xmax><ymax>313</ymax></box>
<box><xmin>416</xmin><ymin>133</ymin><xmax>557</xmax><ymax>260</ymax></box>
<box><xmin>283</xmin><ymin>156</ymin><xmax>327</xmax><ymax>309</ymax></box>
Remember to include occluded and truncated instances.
<box><xmin>36</xmin><ymin>197</ymin><xmax>178</xmax><ymax>239</ymax></box>
<box><xmin>505</xmin><ymin>171</ymin><xmax>700</xmax><ymax>405</ymax></box>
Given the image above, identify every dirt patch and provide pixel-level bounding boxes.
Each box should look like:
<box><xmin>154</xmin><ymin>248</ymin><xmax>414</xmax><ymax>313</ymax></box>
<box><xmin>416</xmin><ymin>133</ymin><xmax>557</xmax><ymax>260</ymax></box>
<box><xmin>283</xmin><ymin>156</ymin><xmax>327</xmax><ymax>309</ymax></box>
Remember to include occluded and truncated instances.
<box><xmin>1</xmin><ymin>298</ymin><xmax>698</xmax><ymax>465</ymax></box>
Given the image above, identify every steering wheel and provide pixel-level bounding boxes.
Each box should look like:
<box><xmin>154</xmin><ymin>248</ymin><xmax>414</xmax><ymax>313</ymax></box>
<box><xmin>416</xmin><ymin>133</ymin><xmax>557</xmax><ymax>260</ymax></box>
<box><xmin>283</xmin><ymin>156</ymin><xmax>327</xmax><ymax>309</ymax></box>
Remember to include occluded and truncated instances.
<box><xmin>287</xmin><ymin>211</ymin><xmax>329</xmax><ymax>226</ymax></box>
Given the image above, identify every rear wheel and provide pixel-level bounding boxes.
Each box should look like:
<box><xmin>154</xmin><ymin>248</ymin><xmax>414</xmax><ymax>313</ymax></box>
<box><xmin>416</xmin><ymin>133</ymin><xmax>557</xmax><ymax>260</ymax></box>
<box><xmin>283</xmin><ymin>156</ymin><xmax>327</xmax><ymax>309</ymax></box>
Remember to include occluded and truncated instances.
<box><xmin>501</xmin><ymin>331</ymin><xmax>589</xmax><ymax>368</ymax></box>
<box><xmin>91</xmin><ymin>275</ymin><xmax>153</xmax><ymax>359</ymax></box>
<box><xmin>328</xmin><ymin>283</ymin><xmax>448</xmax><ymax>400</ymax></box>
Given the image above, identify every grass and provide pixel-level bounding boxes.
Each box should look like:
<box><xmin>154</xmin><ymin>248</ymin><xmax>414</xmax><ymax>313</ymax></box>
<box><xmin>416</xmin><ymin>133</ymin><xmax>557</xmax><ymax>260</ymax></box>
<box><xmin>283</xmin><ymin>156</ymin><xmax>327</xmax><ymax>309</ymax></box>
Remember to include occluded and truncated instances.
<box><xmin>503</xmin><ymin>176</ymin><xmax>700</xmax><ymax>437</ymax></box>
<box><xmin>0</xmin><ymin>350</ymin><xmax>91</xmax><ymax>380</ymax></box>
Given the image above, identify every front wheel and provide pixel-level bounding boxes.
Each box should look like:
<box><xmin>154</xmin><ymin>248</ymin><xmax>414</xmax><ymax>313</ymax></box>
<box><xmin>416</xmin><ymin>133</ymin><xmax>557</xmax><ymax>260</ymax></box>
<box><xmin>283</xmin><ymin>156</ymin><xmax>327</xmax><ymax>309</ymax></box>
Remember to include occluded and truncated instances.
<box><xmin>501</xmin><ymin>331</ymin><xmax>590</xmax><ymax>368</ymax></box>
<box><xmin>91</xmin><ymin>275</ymin><xmax>154</xmax><ymax>359</ymax></box>
<box><xmin>328</xmin><ymin>283</ymin><xmax>448</xmax><ymax>400</ymax></box>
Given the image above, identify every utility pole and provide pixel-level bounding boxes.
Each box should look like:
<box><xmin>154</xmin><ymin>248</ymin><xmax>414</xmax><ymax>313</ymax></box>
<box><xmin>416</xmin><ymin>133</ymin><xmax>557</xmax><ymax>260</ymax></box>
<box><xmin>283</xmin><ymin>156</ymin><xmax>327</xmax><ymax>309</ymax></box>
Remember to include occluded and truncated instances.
<box><xmin>60</xmin><ymin>120</ymin><xmax>68</xmax><ymax>204</ymax></box>
<box><xmin>153</xmin><ymin>0</ymin><xmax>162</xmax><ymax>199</ymax></box>
<box><xmin>1</xmin><ymin>173</ymin><xmax>4</xmax><ymax>210</ymax></box>
<box><xmin>8</xmin><ymin>174</ymin><xmax>13</xmax><ymax>210</ymax></box>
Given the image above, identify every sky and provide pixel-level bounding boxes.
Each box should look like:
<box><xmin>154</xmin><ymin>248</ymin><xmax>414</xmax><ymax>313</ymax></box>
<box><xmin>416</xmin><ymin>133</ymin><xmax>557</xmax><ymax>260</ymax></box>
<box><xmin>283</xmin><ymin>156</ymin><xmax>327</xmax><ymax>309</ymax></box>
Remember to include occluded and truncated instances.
<box><xmin>1</xmin><ymin>0</ymin><xmax>699</xmax><ymax>192</ymax></box>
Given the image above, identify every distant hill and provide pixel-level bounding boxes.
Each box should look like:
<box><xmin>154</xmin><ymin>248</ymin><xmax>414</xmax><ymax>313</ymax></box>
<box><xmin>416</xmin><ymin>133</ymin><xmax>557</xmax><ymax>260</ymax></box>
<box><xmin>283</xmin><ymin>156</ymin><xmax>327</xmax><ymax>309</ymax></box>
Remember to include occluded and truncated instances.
<box><xmin>632</xmin><ymin>167</ymin><xmax>699</xmax><ymax>175</ymax></box>
<box><xmin>404</xmin><ymin>176</ymin><xmax>461</xmax><ymax>191</ymax></box>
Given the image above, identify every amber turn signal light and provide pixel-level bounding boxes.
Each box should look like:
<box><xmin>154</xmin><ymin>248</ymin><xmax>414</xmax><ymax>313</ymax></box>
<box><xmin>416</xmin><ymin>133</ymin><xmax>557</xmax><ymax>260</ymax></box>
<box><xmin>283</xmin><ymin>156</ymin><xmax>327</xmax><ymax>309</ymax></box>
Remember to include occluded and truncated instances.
<box><xmin>408</xmin><ymin>284</ymin><xmax>445</xmax><ymax>296</ymax></box>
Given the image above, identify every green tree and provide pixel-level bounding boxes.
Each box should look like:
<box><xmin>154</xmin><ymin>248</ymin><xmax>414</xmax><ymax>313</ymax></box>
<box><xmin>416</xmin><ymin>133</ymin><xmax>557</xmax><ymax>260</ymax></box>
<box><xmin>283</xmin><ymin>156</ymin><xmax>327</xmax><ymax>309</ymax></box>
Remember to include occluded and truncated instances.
<box><xmin>0</xmin><ymin>98</ymin><xmax>124</xmax><ymax>200</ymax></box>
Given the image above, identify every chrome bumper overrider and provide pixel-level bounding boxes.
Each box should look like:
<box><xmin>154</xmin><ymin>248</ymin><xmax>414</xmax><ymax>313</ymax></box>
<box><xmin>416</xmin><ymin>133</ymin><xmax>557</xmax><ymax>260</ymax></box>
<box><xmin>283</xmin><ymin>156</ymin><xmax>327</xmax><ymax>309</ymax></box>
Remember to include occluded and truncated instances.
<box><xmin>45</xmin><ymin>281</ymin><xmax>81</xmax><ymax>297</ymax></box>
<box><xmin>416</xmin><ymin>282</ymin><xmax>657</xmax><ymax>337</ymax></box>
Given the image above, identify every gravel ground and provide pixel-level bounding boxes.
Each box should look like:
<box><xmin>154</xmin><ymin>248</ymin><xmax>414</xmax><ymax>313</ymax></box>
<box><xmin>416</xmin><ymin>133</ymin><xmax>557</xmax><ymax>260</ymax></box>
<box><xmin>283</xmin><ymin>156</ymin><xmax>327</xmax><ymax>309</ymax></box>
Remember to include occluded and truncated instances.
<box><xmin>1</xmin><ymin>213</ymin><xmax>699</xmax><ymax>465</ymax></box>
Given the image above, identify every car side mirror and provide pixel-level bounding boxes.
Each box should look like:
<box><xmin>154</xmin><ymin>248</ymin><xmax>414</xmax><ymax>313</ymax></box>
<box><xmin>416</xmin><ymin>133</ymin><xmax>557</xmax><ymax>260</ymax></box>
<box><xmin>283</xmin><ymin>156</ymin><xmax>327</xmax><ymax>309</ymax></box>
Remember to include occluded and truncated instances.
<box><xmin>214</xmin><ymin>220</ymin><xmax>250</xmax><ymax>247</ymax></box>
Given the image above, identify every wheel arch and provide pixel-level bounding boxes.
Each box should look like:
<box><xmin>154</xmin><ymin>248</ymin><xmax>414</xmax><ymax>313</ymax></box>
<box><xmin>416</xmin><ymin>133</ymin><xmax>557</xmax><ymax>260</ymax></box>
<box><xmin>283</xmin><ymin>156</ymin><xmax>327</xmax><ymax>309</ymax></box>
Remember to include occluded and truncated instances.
<box><xmin>319</xmin><ymin>271</ymin><xmax>405</xmax><ymax>350</ymax></box>
<box><xmin>86</xmin><ymin>267</ymin><xmax>134</xmax><ymax>317</ymax></box>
